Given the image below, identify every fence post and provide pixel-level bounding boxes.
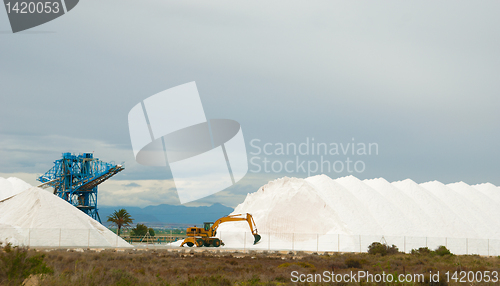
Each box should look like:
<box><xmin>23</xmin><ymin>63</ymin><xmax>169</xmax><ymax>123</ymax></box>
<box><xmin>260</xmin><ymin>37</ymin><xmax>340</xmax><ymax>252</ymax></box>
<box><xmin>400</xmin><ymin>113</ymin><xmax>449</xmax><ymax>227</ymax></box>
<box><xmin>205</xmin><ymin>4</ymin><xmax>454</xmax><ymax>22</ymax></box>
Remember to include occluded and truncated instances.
<box><xmin>317</xmin><ymin>234</ymin><xmax>319</xmax><ymax>252</ymax></box>
<box><xmin>268</xmin><ymin>233</ymin><xmax>270</xmax><ymax>251</ymax></box>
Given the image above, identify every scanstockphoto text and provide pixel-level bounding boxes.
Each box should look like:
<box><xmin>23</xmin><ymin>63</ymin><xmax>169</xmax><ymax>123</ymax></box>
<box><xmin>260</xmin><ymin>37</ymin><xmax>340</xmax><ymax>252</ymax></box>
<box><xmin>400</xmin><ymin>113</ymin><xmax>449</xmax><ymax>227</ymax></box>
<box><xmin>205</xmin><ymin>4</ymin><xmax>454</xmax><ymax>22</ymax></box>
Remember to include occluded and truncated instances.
<box><xmin>249</xmin><ymin>138</ymin><xmax>379</xmax><ymax>176</ymax></box>
<box><xmin>291</xmin><ymin>270</ymin><xmax>499</xmax><ymax>284</ymax></box>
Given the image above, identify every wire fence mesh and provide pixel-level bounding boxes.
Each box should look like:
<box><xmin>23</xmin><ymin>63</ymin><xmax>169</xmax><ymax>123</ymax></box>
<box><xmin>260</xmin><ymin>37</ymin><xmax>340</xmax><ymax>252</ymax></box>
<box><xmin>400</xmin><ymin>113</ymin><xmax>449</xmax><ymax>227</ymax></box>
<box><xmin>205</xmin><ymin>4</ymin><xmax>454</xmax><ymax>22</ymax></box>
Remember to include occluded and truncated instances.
<box><xmin>1</xmin><ymin>228</ymin><xmax>499</xmax><ymax>255</ymax></box>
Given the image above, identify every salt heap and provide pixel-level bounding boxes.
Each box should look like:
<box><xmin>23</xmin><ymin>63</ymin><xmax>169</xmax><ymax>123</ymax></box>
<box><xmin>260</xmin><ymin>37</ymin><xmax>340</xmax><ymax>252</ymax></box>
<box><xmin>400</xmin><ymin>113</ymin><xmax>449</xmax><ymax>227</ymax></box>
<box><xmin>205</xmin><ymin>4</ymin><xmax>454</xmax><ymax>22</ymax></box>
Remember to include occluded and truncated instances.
<box><xmin>0</xmin><ymin>177</ymin><xmax>131</xmax><ymax>248</ymax></box>
<box><xmin>216</xmin><ymin>175</ymin><xmax>500</xmax><ymax>253</ymax></box>
<box><xmin>0</xmin><ymin>177</ymin><xmax>33</xmax><ymax>201</ymax></box>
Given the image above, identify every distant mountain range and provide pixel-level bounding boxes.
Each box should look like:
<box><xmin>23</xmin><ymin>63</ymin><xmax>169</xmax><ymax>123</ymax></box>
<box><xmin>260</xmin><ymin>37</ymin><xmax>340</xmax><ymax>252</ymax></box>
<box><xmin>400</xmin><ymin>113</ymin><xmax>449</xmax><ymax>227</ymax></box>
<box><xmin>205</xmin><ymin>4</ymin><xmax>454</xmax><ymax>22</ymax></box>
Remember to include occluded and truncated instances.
<box><xmin>98</xmin><ymin>203</ymin><xmax>234</xmax><ymax>227</ymax></box>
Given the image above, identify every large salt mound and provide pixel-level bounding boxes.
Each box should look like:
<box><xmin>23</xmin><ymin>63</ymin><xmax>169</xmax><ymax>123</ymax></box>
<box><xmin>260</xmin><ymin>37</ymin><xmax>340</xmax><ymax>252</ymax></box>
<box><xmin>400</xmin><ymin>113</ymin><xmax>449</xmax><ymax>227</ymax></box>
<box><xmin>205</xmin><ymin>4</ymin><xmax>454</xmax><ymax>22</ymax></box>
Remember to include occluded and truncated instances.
<box><xmin>0</xmin><ymin>178</ymin><xmax>131</xmax><ymax>248</ymax></box>
<box><xmin>227</xmin><ymin>177</ymin><xmax>346</xmax><ymax>236</ymax></box>
<box><xmin>216</xmin><ymin>175</ymin><xmax>500</xmax><ymax>253</ymax></box>
<box><xmin>0</xmin><ymin>177</ymin><xmax>33</xmax><ymax>201</ymax></box>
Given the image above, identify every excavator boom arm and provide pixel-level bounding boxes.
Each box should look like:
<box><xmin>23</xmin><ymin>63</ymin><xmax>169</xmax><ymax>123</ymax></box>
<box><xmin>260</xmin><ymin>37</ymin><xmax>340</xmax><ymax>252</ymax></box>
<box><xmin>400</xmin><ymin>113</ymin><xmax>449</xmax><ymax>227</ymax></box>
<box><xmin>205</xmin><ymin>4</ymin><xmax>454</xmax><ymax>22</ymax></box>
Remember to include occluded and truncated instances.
<box><xmin>210</xmin><ymin>213</ymin><xmax>261</xmax><ymax>244</ymax></box>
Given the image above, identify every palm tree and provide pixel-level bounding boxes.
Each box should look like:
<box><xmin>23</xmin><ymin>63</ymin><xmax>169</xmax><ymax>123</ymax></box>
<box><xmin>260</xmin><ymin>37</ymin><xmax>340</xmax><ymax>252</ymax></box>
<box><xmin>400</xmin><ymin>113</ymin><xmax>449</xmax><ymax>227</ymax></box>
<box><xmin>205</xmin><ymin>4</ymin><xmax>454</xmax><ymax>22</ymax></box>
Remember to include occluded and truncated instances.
<box><xmin>107</xmin><ymin>209</ymin><xmax>133</xmax><ymax>236</ymax></box>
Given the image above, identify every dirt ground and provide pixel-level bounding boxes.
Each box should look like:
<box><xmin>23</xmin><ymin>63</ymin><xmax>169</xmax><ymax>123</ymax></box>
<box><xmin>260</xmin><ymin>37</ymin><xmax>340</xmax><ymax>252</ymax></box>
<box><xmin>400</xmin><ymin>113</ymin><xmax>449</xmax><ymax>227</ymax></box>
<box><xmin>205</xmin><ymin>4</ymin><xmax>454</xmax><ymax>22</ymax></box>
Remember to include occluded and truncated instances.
<box><xmin>3</xmin><ymin>247</ymin><xmax>500</xmax><ymax>285</ymax></box>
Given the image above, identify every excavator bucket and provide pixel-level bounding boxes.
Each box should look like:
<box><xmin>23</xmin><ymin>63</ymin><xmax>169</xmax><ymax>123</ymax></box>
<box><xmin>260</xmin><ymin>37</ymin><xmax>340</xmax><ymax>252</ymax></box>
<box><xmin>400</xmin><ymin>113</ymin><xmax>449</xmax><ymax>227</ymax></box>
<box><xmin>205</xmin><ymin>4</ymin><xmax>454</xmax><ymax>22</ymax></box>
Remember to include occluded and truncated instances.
<box><xmin>253</xmin><ymin>234</ymin><xmax>261</xmax><ymax>244</ymax></box>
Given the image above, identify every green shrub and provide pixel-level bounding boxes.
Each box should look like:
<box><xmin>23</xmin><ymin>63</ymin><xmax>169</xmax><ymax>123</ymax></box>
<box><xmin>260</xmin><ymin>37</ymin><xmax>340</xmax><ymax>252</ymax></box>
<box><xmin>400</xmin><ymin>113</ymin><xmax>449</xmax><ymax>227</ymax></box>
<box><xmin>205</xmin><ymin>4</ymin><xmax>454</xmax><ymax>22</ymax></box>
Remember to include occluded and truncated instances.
<box><xmin>278</xmin><ymin>261</ymin><xmax>315</xmax><ymax>270</ymax></box>
<box><xmin>368</xmin><ymin>242</ymin><xmax>399</xmax><ymax>256</ymax></box>
<box><xmin>0</xmin><ymin>244</ymin><xmax>53</xmax><ymax>285</ymax></box>
<box><xmin>344</xmin><ymin>258</ymin><xmax>362</xmax><ymax>268</ymax></box>
<box><xmin>368</xmin><ymin>242</ymin><xmax>387</xmax><ymax>255</ymax></box>
<box><xmin>411</xmin><ymin>247</ymin><xmax>432</xmax><ymax>255</ymax></box>
<box><xmin>274</xmin><ymin>275</ymin><xmax>287</xmax><ymax>282</ymax></box>
<box><xmin>148</xmin><ymin>228</ymin><xmax>155</xmax><ymax>237</ymax></box>
<box><xmin>387</xmin><ymin>244</ymin><xmax>399</xmax><ymax>255</ymax></box>
<box><xmin>130</xmin><ymin>224</ymin><xmax>155</xmax><ymax>237</ymax></box>
<box><xmin>247</xmin><ymin>274</ymin><xmax>260</xmax><ymax>285</ymax></box>
<box><xmin>277</xmin><ymin>262</ymin><xmax>291</xmax><ymax>268</ymax></box>
<box><xmin>297</xmin><ymin>262</ymin><xmax>314</xmax><ymax>269</ymax></box>
<box><xmin>434</xmin><ymin>245</ymin><xmax>452</xmax><ymax>256</ymax></box>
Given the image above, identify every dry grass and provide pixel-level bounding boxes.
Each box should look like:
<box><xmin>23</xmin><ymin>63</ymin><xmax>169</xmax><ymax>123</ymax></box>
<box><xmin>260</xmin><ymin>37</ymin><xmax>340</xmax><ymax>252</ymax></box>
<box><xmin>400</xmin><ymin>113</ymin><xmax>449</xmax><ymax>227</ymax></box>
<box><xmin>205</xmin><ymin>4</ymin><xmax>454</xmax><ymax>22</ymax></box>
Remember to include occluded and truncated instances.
<box><xmin>4</xmin><ymin>248</ymin><xmax>500</xmax><ymax>285</ymax></box>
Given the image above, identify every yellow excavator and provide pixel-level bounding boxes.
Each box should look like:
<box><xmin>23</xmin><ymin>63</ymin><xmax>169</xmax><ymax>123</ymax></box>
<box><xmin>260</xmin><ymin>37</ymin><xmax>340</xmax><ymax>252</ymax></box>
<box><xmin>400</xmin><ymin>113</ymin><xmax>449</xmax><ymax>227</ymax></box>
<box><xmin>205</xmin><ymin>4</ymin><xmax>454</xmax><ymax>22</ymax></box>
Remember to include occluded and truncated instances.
<box><xmin>180</xmin><ymin>213</ymin><xmax>261</xmax><ymax>247</ymax></box>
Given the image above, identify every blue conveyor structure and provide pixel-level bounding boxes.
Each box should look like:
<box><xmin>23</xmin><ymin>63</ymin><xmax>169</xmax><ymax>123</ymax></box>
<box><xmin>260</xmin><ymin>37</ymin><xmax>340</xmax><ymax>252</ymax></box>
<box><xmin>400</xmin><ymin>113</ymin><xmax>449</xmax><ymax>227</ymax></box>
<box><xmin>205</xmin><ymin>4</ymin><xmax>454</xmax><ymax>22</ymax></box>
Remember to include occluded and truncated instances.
<box><xmin>37</xmin><ymin>153</ymin><xmax>124</xmax><ymax>222</ymax></box>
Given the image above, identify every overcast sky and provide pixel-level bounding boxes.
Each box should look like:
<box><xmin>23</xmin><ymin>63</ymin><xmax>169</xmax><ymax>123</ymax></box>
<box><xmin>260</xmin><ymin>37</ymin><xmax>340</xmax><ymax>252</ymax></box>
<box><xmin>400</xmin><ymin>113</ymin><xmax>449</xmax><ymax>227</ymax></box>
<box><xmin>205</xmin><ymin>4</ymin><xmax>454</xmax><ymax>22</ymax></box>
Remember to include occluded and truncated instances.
<box><xmin>1</xmin><ymin>0</ymin><xmax>499</xmax><ymax>207</ymax></box>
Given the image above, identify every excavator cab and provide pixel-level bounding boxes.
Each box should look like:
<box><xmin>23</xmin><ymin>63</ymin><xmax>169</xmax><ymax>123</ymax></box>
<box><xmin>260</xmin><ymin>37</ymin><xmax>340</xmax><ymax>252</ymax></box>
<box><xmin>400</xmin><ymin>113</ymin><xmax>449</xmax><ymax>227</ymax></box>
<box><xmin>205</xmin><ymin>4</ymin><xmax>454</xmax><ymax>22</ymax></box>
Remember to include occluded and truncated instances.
<box><xmin>203</xmin><ymin>222</ymin><xmax>214</xmax><ymax>231</ymax></box>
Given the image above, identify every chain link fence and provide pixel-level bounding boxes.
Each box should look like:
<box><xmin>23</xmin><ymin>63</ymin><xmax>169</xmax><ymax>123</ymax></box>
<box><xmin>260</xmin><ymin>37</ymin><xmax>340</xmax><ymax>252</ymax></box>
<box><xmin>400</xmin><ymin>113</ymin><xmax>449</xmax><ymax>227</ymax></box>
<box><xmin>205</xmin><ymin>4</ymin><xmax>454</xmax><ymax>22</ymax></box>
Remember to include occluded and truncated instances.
<box><xmin>216</xmin><ymin>232</ymin><xmax>500</xmax><ymax>255</ymax></box>
<box><xmin>1</xmin><ymin>228</ymin><xmax>499</xmax><ymax>255</ymax></box>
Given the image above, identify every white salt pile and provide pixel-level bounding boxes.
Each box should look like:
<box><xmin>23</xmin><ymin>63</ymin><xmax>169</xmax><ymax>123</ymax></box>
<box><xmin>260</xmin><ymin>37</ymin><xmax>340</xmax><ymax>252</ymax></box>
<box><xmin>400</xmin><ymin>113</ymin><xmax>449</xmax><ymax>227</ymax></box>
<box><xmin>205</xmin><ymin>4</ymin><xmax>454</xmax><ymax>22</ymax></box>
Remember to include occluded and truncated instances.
<box><xmin>216</xmin><ymin>175</ymin><xmax>500</xmax><ymax>254</ymax></box>
<box><xmin>0</xmin><ymin>177</ymin><xmax>32</xmax><ymax>201</ymax></box>
<box><xmin>0</xmin><ymin>177</ymin><xmax>131</xmax><ymax>248</ymax></box>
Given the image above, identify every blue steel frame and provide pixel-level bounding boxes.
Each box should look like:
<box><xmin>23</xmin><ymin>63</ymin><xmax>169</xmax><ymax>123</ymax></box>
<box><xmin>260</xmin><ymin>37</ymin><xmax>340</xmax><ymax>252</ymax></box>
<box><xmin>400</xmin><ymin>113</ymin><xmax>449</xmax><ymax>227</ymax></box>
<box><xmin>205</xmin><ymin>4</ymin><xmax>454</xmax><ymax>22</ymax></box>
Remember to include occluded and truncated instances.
<box><xmin>37</xmin><ymin>153</ymin><xmax>124</xmax><ymax>222</ymax></box>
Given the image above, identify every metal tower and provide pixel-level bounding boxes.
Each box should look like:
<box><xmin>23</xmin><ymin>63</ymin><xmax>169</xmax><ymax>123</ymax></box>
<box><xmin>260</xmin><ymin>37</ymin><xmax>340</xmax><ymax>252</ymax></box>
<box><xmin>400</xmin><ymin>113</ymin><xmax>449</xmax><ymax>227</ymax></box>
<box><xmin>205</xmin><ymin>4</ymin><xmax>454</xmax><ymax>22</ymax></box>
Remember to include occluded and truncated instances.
<box><xmin>37</xmin><ymin>153</ymin><xmax>124</xmax><ymax>222</ymax></box>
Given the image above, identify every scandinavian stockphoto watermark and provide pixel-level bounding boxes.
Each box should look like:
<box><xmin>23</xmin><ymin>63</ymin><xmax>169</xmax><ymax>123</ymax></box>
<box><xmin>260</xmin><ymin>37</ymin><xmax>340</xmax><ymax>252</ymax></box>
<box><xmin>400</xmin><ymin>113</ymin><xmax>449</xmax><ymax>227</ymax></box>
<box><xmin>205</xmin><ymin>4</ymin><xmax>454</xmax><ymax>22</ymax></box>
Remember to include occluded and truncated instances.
<box><xmin>128</xmin><ymin>82</ymin><xmax>248</xmax><ymax>204</ymax></box>
<box><xmin>3</xmin><ymin>0</ymin><xmax>79</xmax><ymax>33</ymax></box>
<box><xmin>249</xmin><ymin>138</ymin><xmax>378</xmax><ymax>176</ymax></box>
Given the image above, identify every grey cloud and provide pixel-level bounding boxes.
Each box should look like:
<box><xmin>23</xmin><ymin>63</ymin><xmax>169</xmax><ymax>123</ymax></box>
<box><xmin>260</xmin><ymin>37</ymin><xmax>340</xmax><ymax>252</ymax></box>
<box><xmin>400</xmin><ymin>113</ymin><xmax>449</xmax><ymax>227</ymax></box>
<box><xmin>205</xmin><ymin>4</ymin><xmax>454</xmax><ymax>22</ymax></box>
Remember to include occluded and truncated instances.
<box><xmin>1</xmin><ymin>0</ymin><xmax>499</xmax><ymax>208</ymax></box>
<box><xmin>123</xmin><ymin>182</ymin><xmax>140</xmax><ymax>188</ymax></box>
